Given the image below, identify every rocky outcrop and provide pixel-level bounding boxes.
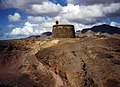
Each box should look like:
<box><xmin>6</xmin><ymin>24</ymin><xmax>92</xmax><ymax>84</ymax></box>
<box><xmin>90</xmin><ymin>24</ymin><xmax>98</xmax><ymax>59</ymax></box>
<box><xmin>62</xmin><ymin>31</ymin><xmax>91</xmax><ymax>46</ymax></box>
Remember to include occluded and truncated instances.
<box><xmin>0</xmin><ymin>35</ymin><xmax>120</xmax><ymax>87</ymax></box>
<box><xmin>35</xmin><ymin>37</ymin><xmax>120</xmax><ymax>87</ymax></box>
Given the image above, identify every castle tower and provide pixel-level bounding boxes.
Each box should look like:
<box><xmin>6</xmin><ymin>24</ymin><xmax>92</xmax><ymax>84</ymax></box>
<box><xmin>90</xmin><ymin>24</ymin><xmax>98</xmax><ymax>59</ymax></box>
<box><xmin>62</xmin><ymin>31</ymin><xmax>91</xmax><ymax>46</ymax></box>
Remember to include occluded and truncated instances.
<box><xmin>52</xmin><ymin>22</ymin><xmax>75</xmax><ymax>38</ymax></box>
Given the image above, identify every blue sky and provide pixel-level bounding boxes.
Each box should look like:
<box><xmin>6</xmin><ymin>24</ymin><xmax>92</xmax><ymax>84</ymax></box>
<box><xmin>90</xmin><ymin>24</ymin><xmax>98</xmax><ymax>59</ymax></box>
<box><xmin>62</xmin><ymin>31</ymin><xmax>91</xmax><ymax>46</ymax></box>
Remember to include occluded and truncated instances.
<box><xmin>0</xmin><ymin>0</ymin><xmax>120</xmax><ymax>39</ymax></box>
<box><xmin>0</xmin><ymin>8</ymin><xmax>27</xmax><ymax>29</ymax></box>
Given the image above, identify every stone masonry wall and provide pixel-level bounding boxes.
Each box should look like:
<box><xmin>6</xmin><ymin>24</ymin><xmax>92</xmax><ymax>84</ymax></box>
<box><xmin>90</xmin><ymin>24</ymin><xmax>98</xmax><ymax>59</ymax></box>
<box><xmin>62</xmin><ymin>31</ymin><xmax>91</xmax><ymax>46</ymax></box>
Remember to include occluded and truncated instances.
<box><xmin>52</xmin><ymin>25</ymin><xmax>75</xmax><ymax>38</ymax></box>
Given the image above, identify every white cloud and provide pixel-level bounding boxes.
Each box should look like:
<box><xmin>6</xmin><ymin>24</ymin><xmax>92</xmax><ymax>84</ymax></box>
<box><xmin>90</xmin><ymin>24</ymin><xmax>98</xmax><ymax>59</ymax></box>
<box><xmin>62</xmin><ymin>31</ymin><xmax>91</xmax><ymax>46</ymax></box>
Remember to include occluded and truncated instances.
<box><xmin>8</xmin><ymin>16</ymin><xmax>106</xmax><ymax>38</ymax></box>
<box><xmin>1</xmin><ymin>0</ymin><xmax>120</xmax><ymax>39</ymax></box>
<box><xmin>110</xmin><ymin>21</ymin><xmax>120</xmax><ymax>27</ymax></box>
<box><xmin>3</xmin><ymin>0</ymin><xmax>120</xmax><ymax>19</ymax></box>
<box><xmin>61</xmin><ymin>3</ymin><xmax>120</xmax><ymax>24</ymax></box>
<box><xmin>26</xmin><ymin>2</ymin><xmax>62</xmax><ymax>17</ymax></box>
<box><xmin>3</xmin><ymin>0</ymin><xmax>61</xmax><ymax>17</ymax></box>
<box><xmin>67</xmin><ymin>0</ymin><xmax>120</xmax><ymax>5</ymax></box>
<box><xmin>7</xmin><ymin>16</ymin><xmax>60</xmax><ymax>38</ymax></box>
<box><xmin>28</xmin><ymin>16</ymin><xmax>56</xmax><ymax>28</ymax></box>
<box><xmin>9</xmin><ymin>22</ymin><xmax>39</xmax><ymax>36</ymax></box>
<box><xmin>8</xmin><ymin>21</ymin><xmax>52</xmax><ymax>38</ymax></box>
<box><xmin>103</xmin><ymin>3</ymin><xmax>120</xmax><ymax>17</ymax></box>
<box><xmin>8</xmin><ymin>13</ymin><xmax>22</xmax><ymax>22</ymax></box>
<box><xmin>28</xmin><ymin>16</ymin><xmax>45</xmax><ymax>24</ymax></box>
<box><xmin>8</xmin><ymin>2</ymin><xmax>120</xmax><ymax>38</ymax></box>
<box><xmin>2</xmin><ymin>0</ymin><xmax>47</xmax><ymax>8</ymax></box>
<box><xmin>7</xmin><ymin>24</ymin><xmax>14</xmax><ymax>29</ymax></box>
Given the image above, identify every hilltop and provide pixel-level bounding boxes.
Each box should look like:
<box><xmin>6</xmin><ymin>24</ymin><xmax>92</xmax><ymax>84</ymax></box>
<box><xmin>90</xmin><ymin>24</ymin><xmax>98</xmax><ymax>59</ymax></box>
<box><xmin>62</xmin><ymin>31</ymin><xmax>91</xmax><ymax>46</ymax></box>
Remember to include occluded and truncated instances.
<box><xmin>0</xmin><ymin>34</ymin><xmax>120</xmax><ymax>87</ymax></box>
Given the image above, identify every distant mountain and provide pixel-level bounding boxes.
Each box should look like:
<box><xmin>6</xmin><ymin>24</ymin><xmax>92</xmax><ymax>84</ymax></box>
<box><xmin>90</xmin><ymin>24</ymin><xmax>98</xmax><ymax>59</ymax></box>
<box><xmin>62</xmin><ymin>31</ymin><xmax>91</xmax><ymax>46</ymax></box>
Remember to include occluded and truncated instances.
<box><xmin>82</xmin><ymin>24</ymin><xmax>120</xmax><ymax>34</ymax></box>
<box><xmin>40</xmin><ymin>32</ymin><xmax>52</xmax><ymax>37</ymax></box>
<box><xmin>27</xmin><ymin>35</ymin><xmax>40</xmax><ymax>39</ymax></box>
<box><xmin>26</xmin><ymin>32</ymin><xmax>52</xmax><ymax>40</ymax></box>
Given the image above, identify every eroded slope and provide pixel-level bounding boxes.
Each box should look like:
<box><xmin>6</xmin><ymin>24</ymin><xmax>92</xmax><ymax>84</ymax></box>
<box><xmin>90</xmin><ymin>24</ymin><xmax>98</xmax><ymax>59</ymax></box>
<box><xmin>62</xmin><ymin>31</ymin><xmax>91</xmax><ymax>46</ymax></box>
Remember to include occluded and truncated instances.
<box><xmin>36</xmin><ymin>37</ymin><xmax>120</xmax><ymax>87</ymax></box>
<box><xmin>0</xmin><ymin>36</ymin><xmax>120</xmax><ymax>87</ymax></box>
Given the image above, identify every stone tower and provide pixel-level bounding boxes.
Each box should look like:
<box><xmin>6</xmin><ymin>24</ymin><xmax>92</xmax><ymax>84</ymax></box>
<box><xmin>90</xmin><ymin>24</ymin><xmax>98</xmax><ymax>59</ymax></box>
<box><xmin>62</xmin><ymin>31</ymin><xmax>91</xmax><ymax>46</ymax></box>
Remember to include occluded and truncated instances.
<box><xmin>52</xmin><ymin>22</ymin><xmax>75</xmax><ymax>38</ymax></box>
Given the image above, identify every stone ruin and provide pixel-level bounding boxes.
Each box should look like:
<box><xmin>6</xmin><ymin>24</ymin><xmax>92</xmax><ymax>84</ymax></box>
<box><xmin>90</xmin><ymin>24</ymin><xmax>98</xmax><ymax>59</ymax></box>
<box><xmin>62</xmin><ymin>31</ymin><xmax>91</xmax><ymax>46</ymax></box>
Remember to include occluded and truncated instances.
<box><xmin>52</xmin><ymin>21</ymin><xmax>75</xmax><ymax>38</ymax></box>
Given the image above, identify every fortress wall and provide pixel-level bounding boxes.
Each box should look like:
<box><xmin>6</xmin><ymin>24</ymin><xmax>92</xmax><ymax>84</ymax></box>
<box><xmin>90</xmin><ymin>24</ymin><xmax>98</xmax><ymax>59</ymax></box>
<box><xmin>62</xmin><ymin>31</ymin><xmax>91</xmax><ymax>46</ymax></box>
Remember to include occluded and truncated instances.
<box><xmin>52</xmin><ymin>24</ymin><xmax>75</xmax><ymax>38</ymax></box>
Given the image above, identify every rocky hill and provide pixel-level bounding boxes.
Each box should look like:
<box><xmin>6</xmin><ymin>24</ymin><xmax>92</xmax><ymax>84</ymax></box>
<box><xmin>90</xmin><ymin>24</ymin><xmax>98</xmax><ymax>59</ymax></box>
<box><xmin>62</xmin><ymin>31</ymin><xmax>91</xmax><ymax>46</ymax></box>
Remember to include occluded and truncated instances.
<box><xmin>0</xmin><ymin>35</ymin><xmax>120</xmax><ymax>87</ymax></box>
<box><xmin>82</xmin><ymin>24</ymin><xmax>120</xmax><ymax>34</ymax></box>
<box><xmin>40</xmin><ymin>32</ymin><xmax>52</xmax><ymax>37</ymax></box>
<box><xmin>26</xmin><ymin>32</ymin><xmax>52</xmax><ymax>40</ymax></box>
